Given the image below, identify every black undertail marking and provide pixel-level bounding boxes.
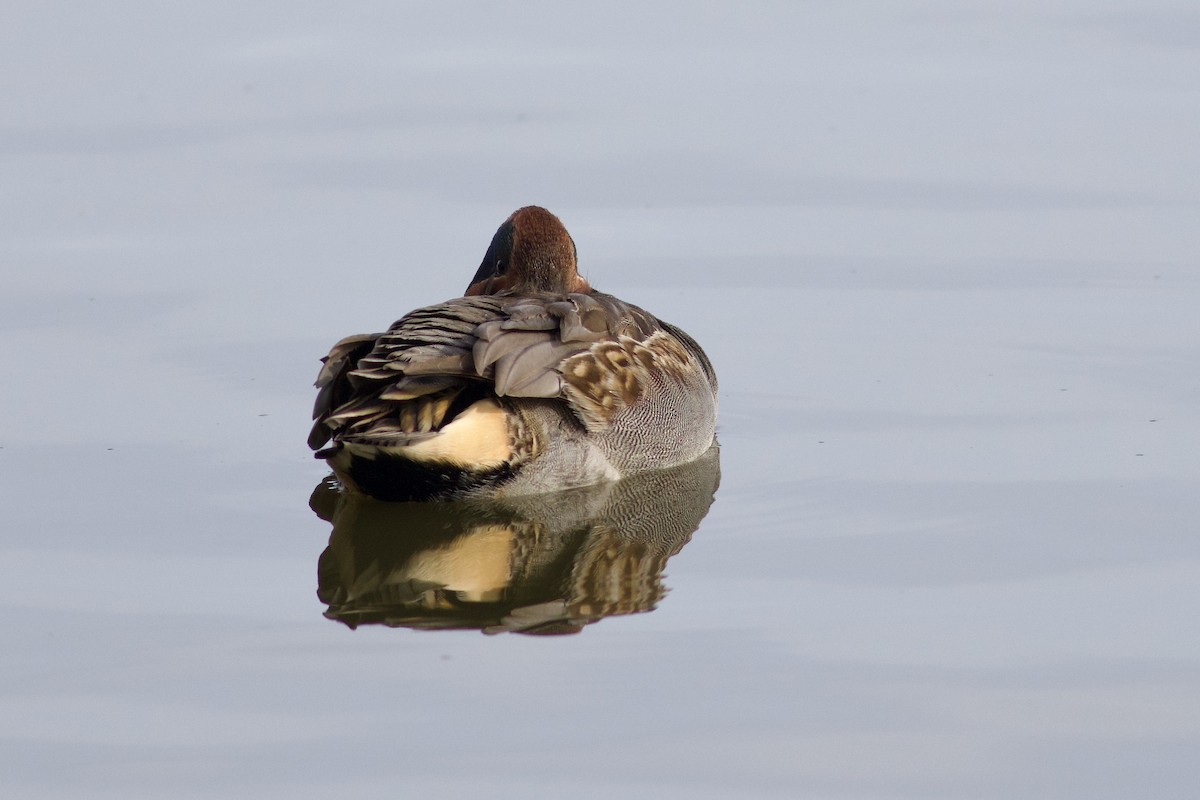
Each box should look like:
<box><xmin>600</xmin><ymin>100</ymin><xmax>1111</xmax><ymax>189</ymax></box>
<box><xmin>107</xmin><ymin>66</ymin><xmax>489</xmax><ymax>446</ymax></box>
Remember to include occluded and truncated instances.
<box><xmin>340</xmin><ymin>452</ymin><xmax>519</xmax><ymax>502</ymax></box>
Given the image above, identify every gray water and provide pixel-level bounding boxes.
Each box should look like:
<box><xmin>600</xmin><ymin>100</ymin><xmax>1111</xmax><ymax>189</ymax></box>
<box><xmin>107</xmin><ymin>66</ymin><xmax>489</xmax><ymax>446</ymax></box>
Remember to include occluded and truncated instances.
<box><xmin>4</xmin><ymin>2</ymin><xmax>1199</xmax><ymax>798</ymax></box>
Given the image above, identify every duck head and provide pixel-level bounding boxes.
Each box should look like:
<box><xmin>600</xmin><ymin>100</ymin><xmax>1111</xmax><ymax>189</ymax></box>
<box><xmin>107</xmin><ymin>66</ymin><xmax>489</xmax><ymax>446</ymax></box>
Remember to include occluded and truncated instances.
<box><xmin>465</xmin><ymin>206</ymin><xmax>592</xmax><ymax>296</ymax></box>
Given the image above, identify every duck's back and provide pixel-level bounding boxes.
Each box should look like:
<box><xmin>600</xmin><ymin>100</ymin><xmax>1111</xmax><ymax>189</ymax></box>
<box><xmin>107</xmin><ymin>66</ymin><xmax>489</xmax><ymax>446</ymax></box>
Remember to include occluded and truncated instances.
<box><xmin>310</xmin><ymin>291</ymin><xmax>717</xmax><ymax>501</ymax></box>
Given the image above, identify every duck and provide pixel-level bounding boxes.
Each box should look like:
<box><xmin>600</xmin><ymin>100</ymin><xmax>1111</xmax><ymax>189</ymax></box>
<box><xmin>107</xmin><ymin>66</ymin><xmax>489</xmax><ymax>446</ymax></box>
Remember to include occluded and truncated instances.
<box><xmin>309</xmin><ymin>206</ymin><xmax>718</xmax><ymax>502</ymax></box>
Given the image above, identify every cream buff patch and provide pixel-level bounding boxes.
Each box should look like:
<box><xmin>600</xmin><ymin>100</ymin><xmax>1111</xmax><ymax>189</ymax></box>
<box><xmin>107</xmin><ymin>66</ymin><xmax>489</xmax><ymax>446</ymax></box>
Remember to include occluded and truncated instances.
<box><xmin>347</xmin><ymin>398</ymin><xmax>514</xmax><ymax>468</ymax></box>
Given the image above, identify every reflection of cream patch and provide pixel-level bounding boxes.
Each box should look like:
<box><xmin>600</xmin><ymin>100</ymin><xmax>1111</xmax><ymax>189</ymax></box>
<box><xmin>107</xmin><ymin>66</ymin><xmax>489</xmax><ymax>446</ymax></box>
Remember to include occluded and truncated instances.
<box><xmin>401</xmin><ymin>398</ymin><xmax>512</xmax><ymax>468</ymax></box>
<box><xmin>396</xmin><ymin>525</ymin><xmax>514</xmax><ymax>602</ymax></box>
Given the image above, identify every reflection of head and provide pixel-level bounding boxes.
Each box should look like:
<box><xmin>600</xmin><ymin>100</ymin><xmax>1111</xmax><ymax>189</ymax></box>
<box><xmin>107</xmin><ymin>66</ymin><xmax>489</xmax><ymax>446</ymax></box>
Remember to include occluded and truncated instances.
<box><xmin>313</xmin><ymin>444</ymin><xmax>720</xmax><ymax>635</ymax></box>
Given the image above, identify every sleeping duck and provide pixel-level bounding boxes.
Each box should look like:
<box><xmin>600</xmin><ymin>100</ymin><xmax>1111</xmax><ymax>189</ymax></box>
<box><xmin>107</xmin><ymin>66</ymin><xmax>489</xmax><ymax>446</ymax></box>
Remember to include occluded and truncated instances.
<box><xmin>309</xmin><ymin>206</ymin><xmax>717</xmax><ymax>501</ymax></box>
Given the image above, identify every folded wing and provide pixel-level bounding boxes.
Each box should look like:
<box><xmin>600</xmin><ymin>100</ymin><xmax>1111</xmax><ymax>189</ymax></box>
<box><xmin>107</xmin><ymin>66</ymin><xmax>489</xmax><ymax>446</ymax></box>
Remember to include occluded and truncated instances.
<box><xmin>308</xmin><ymin>292</ymin><xmax>670</xmax><ymax>454</ymax></box>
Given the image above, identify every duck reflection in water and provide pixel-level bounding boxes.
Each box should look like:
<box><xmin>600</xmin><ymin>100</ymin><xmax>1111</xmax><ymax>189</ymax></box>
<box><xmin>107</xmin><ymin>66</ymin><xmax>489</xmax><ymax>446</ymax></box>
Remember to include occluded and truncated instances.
<box><xmin>313</xmin><ymin>445</ymin><xmax>719</xmax><ymax>635</ymax></box>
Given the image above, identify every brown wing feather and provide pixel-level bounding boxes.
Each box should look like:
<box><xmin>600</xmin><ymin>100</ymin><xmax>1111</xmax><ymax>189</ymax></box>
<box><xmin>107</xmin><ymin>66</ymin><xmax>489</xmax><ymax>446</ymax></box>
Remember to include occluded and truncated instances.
<box><xmin>309</xmin><ymin>333</ymin><xmax>382</xmax><ymax>449</ymax></box>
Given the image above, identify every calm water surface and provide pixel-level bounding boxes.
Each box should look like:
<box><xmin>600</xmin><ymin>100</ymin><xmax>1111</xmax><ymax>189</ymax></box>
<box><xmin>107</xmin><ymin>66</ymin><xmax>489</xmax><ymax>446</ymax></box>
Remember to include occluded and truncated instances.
<box><xmin>3</xmin><ymin>3</ymin><xmax>1199</xmax><ymax>798</ymax></box>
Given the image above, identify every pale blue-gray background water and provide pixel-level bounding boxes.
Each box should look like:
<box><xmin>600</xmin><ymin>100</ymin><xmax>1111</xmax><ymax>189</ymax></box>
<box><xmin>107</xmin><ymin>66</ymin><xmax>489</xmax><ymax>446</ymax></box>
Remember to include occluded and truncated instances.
<box><xmin>3</xmin><ymin>2</ymin><xmax>1198</xmax><ymax>797</ymax></box>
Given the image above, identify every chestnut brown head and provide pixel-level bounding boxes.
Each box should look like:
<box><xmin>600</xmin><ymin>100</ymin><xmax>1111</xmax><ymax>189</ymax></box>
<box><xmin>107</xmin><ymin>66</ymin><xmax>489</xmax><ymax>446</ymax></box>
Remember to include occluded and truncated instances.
<box><xmin>465</xmin><ymin>206</ymin><xmax>592</xmax><ymax>296</ymax></box>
